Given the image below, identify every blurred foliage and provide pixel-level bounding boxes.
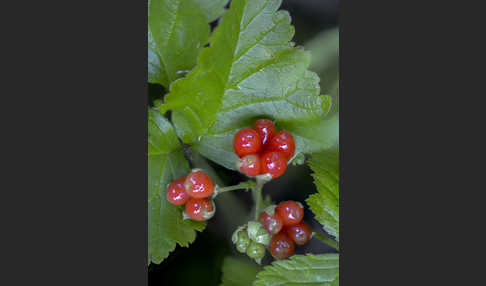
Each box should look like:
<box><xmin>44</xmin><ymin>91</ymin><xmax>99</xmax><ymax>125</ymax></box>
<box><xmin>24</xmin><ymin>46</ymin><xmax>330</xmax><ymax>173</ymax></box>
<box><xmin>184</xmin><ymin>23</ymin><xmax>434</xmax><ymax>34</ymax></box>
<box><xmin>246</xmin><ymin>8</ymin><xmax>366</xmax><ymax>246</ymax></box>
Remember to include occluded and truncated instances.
<box><xmin>220</xmin><ymin>256</ymin><xmax>262</xmax><ymax>286</ymax></box>
<box><xmin>149</xmin><ymin>231</ymin><xmax>229</xmax><ymax>285</ymax></box>
<box><xmin>307</xmin><ymin>28</ymin><xmax>339</xmax><ymax>103</ymax></box>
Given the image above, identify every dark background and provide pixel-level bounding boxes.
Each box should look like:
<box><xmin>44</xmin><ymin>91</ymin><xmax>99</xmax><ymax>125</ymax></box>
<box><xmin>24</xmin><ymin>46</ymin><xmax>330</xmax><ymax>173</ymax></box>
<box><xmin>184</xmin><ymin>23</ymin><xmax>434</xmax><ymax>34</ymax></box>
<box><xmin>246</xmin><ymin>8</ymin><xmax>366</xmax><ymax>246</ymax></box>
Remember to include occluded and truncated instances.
<box><xmin>148</xmin><ymin>0</ymin><xmax>339</xmax><ymax>285</ymax></box>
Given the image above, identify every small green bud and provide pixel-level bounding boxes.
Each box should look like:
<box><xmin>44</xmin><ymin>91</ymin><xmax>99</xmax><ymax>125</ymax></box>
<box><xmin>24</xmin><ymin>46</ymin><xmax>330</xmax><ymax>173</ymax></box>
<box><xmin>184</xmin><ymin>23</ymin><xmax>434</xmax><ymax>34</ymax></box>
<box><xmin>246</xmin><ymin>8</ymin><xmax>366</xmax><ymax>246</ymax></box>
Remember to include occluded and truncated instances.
<box><xmin>262</xmin><ymin>195</ymin><xmax>272</xmax><ymax>209</ymax></box>
<box><xmin>236</xmin><ymin>231</ymin><xmax>250</xmax><ymax>253</ymax></box>
<box><xmin>247</xmin><ymin>221</ymin><xmax>270</xmax><ymax>246</ymax></box>
<box><xmin>232</xmin><ymin>225</ymin><xmax>246</xmax><ymax>244</ymax></box>
<box><xmin>255</xmin><ymin>173</ymin><xmax>273</xmax><ymax>183</ymax></box>
<box><xmin>152</xmin><ymin>99</ymin><xmax>163</xmax><ymax>108</ymax></box>
<box><xmin>237</xmin><ymin>241</ymin><xmax>248</xmax><ymax>253</ymax></box>
<box><xmin>232</xmin><ymin>225</ymin><xmax>250</xmax><ymax>253</ymax></box>
<box><xmin>292</xmin><ymin>153</ymin><xmax>306</xmax><ymax>165</ymax></box>
<box><xmin>262</xmin><ymin>204</ymin><xmax>277</xmax><ymax>216</ymax></box>
<box><xmin>246</xmin><ymin>241</ymin><xmax>265</xmax><ymax>260</ymax></box>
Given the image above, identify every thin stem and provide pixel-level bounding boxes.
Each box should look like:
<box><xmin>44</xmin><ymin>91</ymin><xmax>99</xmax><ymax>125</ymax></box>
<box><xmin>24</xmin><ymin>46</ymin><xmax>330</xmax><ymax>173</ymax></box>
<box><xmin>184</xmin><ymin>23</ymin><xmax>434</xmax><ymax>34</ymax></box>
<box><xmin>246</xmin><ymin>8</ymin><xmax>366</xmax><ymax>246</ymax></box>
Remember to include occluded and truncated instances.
<box><xmin>213</xmin><ymin>181</ymin><xmax>254</xmax><ymax>197</ymax></box>
<box><xmin>186</xmin><ymin>148</ymin><xmax>248</xmax><ymax>236</ymax></box>
<box><xmin>313</xmin><ymin>231</ymin><xmax>339</xmax><ymax>251</ymax></box>
<box><xmin>252</xmin><ymin>178</ymin><xmax>265</xmax><ymax>220</ymax></box>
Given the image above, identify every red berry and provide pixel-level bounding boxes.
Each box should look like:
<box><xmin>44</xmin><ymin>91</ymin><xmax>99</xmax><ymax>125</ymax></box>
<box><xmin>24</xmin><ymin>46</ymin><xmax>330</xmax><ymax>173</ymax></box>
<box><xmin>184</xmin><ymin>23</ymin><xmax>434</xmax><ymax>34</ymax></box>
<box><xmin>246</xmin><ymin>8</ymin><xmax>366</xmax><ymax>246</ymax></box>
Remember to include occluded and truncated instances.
<box><xmin>260</xmin><ymin>151</ymin><xmax>287</xmax><ymax>178</ymax></box>
<box><xmin>266</xmin><ymin>131</ymin><xmax>295</xmax><ymax>160</ymax></box>
<box><xmin>275</xmin><ymin>201</ymin><xmax>304</xmax><ymax>226</ymax></box>
<box><xmin>185</xmin><ymin>198</ymin><xmax>214</xmax><ymax>221</ymax></box>
<box><xmin>237</xmin><ymin>154</ymin><xmax>261</xmax><ymax>177</ymax></box>
<box><xmin>166</xmin><ymin>176</ymin><xmax>189</xmax><ymax>205</ymax></box>
<box><xmin>184</xmin><ymin>170</ymin><xmax>214</xmax><ymax>198</ymax></box>
<box><xmin>253</xmin><ymin>119</ymin><xmax>275</xmax><ymax>147</ymax></box>
<box><xmin>269</xmin><ymin>232</ymin><xmax>295</xmax><ymax>259</ymax></box>
<box><xmin>233</xmin><ymin>128</ymin><xmax>262</xmax><ymax>158</ymax></box>
<box><xmin>285</xmin><ymin>221</ymin><xmax>311</xmax><ymax>245</ymax></box>
<box><xmin>259</xmin><ymin>211</ymin><xmax>283</xmax><ymax>235</ymax></box>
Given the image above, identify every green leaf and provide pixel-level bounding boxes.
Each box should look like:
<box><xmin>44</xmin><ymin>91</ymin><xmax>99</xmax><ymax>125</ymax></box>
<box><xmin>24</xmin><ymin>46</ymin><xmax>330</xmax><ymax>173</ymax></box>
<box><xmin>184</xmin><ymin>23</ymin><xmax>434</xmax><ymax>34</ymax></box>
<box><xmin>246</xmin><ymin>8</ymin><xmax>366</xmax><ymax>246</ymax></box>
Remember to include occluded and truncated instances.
<box><xmin>306</xmin><ymin>28</ymin><xmax>339</xmax><ymax>122</ymax></box>
<box><xmin>148</xmin><ymin>0</ymin><xmax>228</xmax><ymax>87</ymax></box>
<box><xmin>283</xmin><ymin>27</ymin><xmax>340</xmax><ymax>153</ymax></box>
<box><xmin>307</xmin><ymin>150</ymin><xmax>339</xmax><ymax>241</ymax></box>
<box><xmin>194</xmin><ymin>0</ymin><xmax>229</xmax><ymax>23</ymax></box>
<box><xmin>164</xmin><ymin>0</ymin><xmax>332</xmax><ymax>170</ymax></box>
<box><xmin>283</xmin><ymin>112</ymin><xmax>338</xmax><ymax>156</ymax></box>
<box><xmin>148</xmin><ymin>109</ymin><xmax>205</xmax><ymax>264</ymax></box>
<box><xmin>220</xmin><ymin>256</ymin><xmax>261</xmax><ymax>286</ymax></box>
<box><xmin>253</xmin><ymin>254</ymin><xmax>339</xmax><ymax>286</ymax></box>
<box><xmin>306</xmin><ymin>28</ymin><xmax>339</xmax><ymax>98</ymax></box>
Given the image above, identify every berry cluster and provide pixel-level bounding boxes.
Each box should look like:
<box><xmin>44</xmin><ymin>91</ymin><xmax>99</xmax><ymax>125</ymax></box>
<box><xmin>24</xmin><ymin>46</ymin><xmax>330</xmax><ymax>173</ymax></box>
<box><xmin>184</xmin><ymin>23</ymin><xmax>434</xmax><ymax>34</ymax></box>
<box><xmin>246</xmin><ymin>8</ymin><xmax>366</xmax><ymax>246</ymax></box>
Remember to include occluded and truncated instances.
<box><xmin>232</xmin><ymin>221</ymin><xmax>271</xmax><ymax>263</ymax></box>
<box><xmin>234</xmin><ymin>119</ymin><xmax>295</xmax><ymax>179</ymax></box>
<box><xmin>259</xmin><ymin>201</ymin><xmax>311</xmax><ymax>259</ymax></box>
<box><xmin>166</xmin><ymin>170</ymin><xmax>215</xmax><ymax>221</ymax></box>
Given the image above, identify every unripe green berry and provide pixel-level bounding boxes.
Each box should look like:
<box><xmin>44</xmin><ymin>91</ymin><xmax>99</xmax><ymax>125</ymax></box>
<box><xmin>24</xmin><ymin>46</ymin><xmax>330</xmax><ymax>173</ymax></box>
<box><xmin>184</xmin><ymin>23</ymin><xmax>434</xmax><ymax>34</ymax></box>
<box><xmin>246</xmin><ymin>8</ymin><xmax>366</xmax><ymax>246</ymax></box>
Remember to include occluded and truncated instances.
<box><xmin>153</xmin><ymin>99</ymin><xmax>163</xmax><ymax>108</ymax></box>
<box><xmin>246</xmin><ymin>241</ymin><xmax>265</xmax><ymax>259</ymax></box>
<box><xmin>247</xmin><ymin>221</ymin><xmax>270</xmax><ymax>246</ymax></box>
<box><xmin>232</xmin><ymin>226</ymin><xmax>245</xmax><ymax>244</ymax></box>
<box><xmin>292</xmin><ymin>153</ymin><xmax>306</xmax><ymax>165</ymax></box>
<box><xmin>236</xmin><ymin>231</ymin><xmax>250</xmax><ymax>253</ymax></box>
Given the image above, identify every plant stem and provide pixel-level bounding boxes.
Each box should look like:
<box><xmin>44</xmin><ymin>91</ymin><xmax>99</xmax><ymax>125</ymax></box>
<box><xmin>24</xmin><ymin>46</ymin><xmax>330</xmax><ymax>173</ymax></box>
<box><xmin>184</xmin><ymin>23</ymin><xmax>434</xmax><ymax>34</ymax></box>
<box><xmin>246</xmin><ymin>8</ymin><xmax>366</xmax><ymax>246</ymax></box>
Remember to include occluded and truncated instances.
<box><xmin>213</xmin><ymin>181</ymin><xmax>254</xmax><ymax>197</ymax></box>
<box><xmin>313</xmin><ymin>231</ymin><xmax>339</xmax><ymax>251</ymax></box>
<box><xmin>252</xmin><ymin>178</ymin><xmax>265</xmax><ymax>220</ymax></box>
<box><xmin>186</xmin><ymin>148</ymin><xmax>248</xmax><ymax>236</ymax></box>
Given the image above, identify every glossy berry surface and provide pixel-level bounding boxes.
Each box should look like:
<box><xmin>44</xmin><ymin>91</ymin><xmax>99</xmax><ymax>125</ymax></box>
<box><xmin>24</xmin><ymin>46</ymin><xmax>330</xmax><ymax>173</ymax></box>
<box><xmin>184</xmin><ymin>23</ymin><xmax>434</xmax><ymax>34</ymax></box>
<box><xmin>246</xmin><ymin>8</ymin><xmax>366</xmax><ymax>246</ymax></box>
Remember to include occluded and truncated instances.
<box><xmin>233</xmin><ymin>128</ymin><xmax>262</xmax><ymax>158</ymax></box>
<box><xmin>285</xmin><ymin>221</ymin><xmax>311</xmax><ymax>245</ymax></box>
<box><xmin>266</xmin><ymin>131</ymin><xmax>295</xmax><ymax>160</ymax></box>
<box><xmin>185</xmin><ymin>198</ymin><xmax>214</xmax><ymax>221</ymax></box>
<box><xmin>275</xmin><ymin>201</ymin><xmax>304</xmax><ymax>226</ymax></box>
<box><xmin>269</xmin><ymin>232</ymin><xmax>295</xmax><ymax>259</ymax></box>
<box><xmin>237</xmin><ymin>154</ymin><xmax>261</xmax><ymax>177</ymax></box>
<box><xmin>260</xmin><ymin>151</ymin><xmax>287</xmax><ymax>178</ymax></box>
<box><xmin>259</xmin><ymin>211</ymin><xmax>283</xmax><ymax>235</ymax></box>
<box><xmin>253</xmin><ymin>119</ymin><xmax>275</xmax><ymax>146</ymax></box>
<box><xmin>166</xmin><ymin>176</ymin><xmax>189</xmax><ymax>205</ymax></box>
<box><xmin>184</xmin><ymin>170</ymin><xmax>214</xmax><ymax>198</ymax></box>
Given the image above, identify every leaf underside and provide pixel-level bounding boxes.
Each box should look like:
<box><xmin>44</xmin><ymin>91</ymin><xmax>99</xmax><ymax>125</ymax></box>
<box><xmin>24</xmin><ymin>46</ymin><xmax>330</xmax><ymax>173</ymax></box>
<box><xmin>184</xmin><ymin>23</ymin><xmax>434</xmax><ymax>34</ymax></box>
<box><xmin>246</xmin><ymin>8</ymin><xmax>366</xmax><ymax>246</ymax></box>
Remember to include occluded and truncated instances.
<box><xmin>148</xmin><ymin>109</ymin><xmax>205</xmax><ymax>264</ymax></box>
<box><xmin>164</xmin><ymin>0</ymin><xmax>333</xmax><ymax>170</ymax></box>
<box><xmin>307</xmin><ymin>150</ymin><xmax>339</xmax><ymax>241</ymax></box>
<box><xmin>253</xmin><ymin>254</ymin><xmax>339</xmax><ymax>286</ymax></box>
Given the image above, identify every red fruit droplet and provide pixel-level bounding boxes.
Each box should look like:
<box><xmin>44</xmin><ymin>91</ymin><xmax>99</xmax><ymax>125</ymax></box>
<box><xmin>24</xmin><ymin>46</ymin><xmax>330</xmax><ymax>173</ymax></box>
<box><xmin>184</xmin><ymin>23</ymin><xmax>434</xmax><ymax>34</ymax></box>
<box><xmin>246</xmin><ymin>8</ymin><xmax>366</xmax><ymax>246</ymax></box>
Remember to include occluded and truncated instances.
<box><xmin>266</xmin><ymin>131</ymin><xmax>295</xmax><ymax>160</ymax></box>
<box><xmin>185</xmin><ymin>198</ymin><xmax>214</xmax><ymax>221</ymax></box>
<box><xmin>167</xmin><ymin>176</ymin><xmax>189</xmax><ymax>205</ymax></box>
<box><xmin>259</xmin><ymin>211</ymin><xmax>283</xmax><ymax>235</ymax></box>
<box><xmin>285</xmin><ymin>221</ymin><xmax>311</xmax><ymax>245</ymax></box>
<box><xmin>269</xmin><ymin>232</ymin><xmax>295</xmax><ymax>259</ymax></box>
<box><xmin>260</xmin><ymin>151</ymin><xmax>287</xmax><ymax>178</ymax></box>
<box><xmin>237</xmin><ymin>154</ymin><xmax>261</xmax><ymax>177</ymax></box>
<box><xmin>233</xmin><ymin>128</ymin><xmax>262</xmax><ymax>158</ymax></box>
<box><xmin>253</xmin><ymin>119</ymin><xmax>275</xmax><ymax>147</ymax></box>
<box><xmin>184</xmin><ymin>170</ymin><xmax>214</xmax><ymax>198</ymax></box>
<box><xmin>275</xmin><ymin>201</ymin><xmax>304</xmax><ymax>226</ymax></box>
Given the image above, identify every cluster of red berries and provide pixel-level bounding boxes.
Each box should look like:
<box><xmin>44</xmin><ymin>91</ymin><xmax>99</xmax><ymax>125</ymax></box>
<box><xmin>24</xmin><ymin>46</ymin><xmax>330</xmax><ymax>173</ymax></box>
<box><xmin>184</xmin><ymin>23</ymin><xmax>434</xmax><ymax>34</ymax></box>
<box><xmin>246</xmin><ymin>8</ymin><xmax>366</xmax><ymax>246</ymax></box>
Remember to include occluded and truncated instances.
<box><xmin>259</xmin><ymin>201</ymin><xmax>311</xmax><ymax>259</ymax></box>
<box><xmin>234</xmin><ymin>119</ymin><xmax>295</xmax><ymax>179</ymax></box>
<box><xmin>166</xmin><ymin>170</ymin><xmax>215</xmax><ymax>221</ymax></box>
